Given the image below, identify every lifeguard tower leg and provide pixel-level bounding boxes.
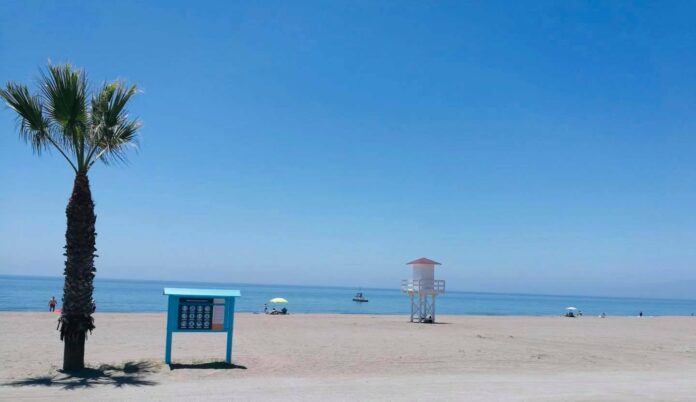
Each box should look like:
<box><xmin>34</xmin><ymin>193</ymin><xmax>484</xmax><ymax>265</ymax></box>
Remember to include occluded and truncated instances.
<box><xmin>410</xmin><ymin>293</ymin><xmax>414</xmax><ymax>322</ymax></box>
<box><xmin>432</xmin><ymin>295</ymin><xmax>437</xmax><ymax>323</ymax></box>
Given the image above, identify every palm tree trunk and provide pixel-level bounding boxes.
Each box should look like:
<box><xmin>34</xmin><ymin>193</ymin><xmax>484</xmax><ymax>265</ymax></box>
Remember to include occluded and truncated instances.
<box><xmin>58</xmin><ymin>173</ymin><xmax>97</xmax><ymax>371</ymax></box>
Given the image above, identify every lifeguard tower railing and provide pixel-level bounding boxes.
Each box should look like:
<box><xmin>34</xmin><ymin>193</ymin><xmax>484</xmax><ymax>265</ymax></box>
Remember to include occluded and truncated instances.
<box><xmin>401</xmin><ymin>279</ymin><xmax>445</xmax><ymax>294</ymax></box>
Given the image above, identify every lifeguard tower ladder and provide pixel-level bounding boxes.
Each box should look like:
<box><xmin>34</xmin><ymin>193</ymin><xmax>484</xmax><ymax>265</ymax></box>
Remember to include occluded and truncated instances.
<box><xmin>401</xmin><ymin>258</ymin><xmax>445</xmax><ymax>323</ymax></box>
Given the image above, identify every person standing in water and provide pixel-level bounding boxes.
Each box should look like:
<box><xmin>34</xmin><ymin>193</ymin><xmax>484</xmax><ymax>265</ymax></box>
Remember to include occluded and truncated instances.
<box><xmin>48</xmin><ymin>296</ymin><xmax>57</xmax><ymax>312</ymax></box>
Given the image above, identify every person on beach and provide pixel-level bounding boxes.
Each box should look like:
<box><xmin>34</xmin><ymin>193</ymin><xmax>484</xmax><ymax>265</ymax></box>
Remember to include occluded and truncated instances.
<box><xmin>639</xmin><ymin>311</ymin><xmax>643</xmax><ymax>317</ymax></box>
<box><xmin>48</xmin><ymin>296</ymin><xmax>57</xmax><ymax>312</ymax></box>
<box><xmin>264</xmin><ymin>304</ymin><xmax>268</xmax><ymax>314</ymax></box>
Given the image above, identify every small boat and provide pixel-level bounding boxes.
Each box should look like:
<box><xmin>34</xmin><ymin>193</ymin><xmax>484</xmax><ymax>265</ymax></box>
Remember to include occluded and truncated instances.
<box><xmin>352</xmin><ymin>292</ymin><xmax>368</xmax><ymax>302</ymax></box>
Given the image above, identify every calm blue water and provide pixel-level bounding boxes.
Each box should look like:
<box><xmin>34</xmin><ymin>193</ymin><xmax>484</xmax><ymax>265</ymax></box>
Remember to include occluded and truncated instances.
<box><xmin>2</xmin><ymin>275</ymin><xmax>696</xmax><ymax>316</ymax></box>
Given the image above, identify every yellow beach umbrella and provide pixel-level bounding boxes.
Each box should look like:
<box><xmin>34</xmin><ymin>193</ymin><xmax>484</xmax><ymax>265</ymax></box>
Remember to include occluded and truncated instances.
<box><xmin>269</xmin><ymin>297</ymin><xmax>288</xmax><ymax>304</ymax></box>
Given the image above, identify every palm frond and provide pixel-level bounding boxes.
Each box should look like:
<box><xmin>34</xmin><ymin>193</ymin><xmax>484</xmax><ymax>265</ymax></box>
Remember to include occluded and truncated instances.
<box><xmin>93</xmin><ymin>82</ymin><xmax>137</xmax><ymax>127</ymax></box>
<box><xmin>40</xmin><ymin>64</ymin><xmax>88</xmax><ymax>165</ymax></box>
<box><xmin>94</xmin><ymin>119</ymin><xmax>141</xmax><ymax>166</ymax></box>
<box><xmin>86</xmin><ymin>81</ymin><xmax>141</xmax><ymax>168</ymax></box>
<box><xmin>0</xmin><ymin>82</ymin><xmax>53</xmax><ymax>155</ymax></box>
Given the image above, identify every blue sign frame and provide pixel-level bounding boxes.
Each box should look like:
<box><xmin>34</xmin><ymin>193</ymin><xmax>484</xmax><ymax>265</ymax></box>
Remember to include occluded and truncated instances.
<box><xmin>163</xmin><ymin>288</ymin><xmax>241</xmax><ymax>364</ymax></box>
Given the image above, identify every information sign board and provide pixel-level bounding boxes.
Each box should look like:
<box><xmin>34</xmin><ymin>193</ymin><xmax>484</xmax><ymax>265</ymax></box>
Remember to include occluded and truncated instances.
<box><xmin>163</xmin><ymin>288</ymin><xmax>241</xmax><ymax>364</ymax></box>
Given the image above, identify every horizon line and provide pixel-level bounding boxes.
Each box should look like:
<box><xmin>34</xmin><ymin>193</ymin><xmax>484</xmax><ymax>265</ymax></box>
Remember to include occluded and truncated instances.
<box><xmin>2</xmin><ymin>273</ymin><xmax>695</xmax><ymax>303</ymax></box>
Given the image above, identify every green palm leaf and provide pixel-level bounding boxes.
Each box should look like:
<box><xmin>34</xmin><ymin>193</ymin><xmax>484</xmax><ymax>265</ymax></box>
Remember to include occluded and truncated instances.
<box><xmin>1</xmin><ymin>63</ymin><xmax>141</xmax><ymax>173</ymax></box>
<box><xmin>0</xmin><ymin>82</ymin><xmax>52</xmax><ymax>154</ymax></box>
<box><xmin>87</xmin><ymin>82</ymin><xmax>141</xmax><ymax>166</ymax></box>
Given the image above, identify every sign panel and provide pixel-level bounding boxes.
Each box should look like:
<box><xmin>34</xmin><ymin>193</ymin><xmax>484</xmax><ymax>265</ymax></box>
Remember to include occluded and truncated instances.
<box><xmin>178</xmin><ymin>297</ymin><xmax>225</xmax><ymax>330</ymax></box>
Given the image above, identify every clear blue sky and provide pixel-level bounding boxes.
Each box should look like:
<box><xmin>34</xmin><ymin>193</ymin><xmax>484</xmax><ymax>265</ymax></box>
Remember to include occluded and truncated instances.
<box><xmin>1</xmin><ymin>1</ymin><xmax>695</xmax><ymax>298</ymax></box>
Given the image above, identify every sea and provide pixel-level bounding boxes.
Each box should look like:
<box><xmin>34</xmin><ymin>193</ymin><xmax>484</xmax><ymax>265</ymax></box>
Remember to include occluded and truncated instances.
<box><xmin>2</xmin><ymin>275</ymin><xmax>696</xmax><ymax>316</ymax></box>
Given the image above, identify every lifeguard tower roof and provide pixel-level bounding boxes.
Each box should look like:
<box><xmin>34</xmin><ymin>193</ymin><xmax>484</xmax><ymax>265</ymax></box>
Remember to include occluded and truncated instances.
<box><xmin>406</xmin><ymin>257</ymin><xmax>441</xmax><ymax>266</ymax></box>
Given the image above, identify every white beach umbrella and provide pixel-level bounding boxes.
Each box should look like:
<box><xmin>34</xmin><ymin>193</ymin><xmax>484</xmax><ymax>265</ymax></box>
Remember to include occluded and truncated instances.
<box><xmin>565</xmin><ymin>307</ymin><xmax>577</xmax><ymax>310</ymax></box>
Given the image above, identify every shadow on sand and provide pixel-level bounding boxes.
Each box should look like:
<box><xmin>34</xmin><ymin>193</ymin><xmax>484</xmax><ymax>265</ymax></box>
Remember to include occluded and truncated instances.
<box><xmin>409</xmin><ymin>321</ymin><xmax>452</xmax><ymax>325</ymax></box>
<box><xmin>4</xmin><ymin>361</ymin><xmax>159</xmax><ymax>390</ymax></box>
<box><xmin>168</xmin><ymin>361</ymin><xmax>247</xmax><ymax>370</ymax></box>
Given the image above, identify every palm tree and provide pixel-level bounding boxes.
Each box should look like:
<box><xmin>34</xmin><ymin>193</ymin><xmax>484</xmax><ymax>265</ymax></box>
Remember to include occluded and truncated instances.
<box><xmin>0</xmin><ymin>64</ymin><xmax>141</xmax><ymax>370</ymax></box>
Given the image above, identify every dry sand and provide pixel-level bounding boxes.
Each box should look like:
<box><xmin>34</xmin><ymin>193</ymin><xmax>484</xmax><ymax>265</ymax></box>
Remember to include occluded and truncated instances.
<box><xmin>1</xmin><ymin>312</ymin><xmax>696</xmax><ymax>401</ymax></box>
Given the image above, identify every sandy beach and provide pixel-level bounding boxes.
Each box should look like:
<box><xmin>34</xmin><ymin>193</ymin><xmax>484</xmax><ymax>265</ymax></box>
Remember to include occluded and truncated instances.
<box><xmin>1</xmin><ymin>312</ymin><xmax>696</xmax><ymax>401</ymax></box>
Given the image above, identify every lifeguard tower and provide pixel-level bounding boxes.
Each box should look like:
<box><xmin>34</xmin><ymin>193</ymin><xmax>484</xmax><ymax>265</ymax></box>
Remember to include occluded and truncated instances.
<box><xmin>401</xmin><ymin>257</ymin><xmax>445</xmax><ymax>323</ymax></box>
